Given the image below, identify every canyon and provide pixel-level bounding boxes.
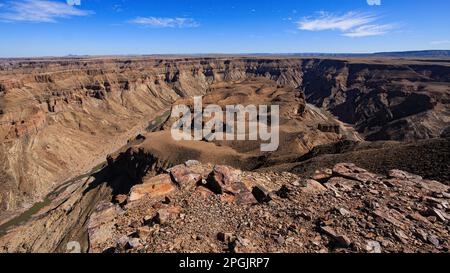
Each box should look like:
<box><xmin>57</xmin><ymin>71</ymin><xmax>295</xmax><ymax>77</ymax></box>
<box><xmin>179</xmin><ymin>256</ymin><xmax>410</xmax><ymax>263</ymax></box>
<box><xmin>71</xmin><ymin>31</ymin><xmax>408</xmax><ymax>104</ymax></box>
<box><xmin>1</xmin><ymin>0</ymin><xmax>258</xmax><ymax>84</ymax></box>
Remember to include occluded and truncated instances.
<box><xmin>0</xmin><ymin>56</ymin><xmax>449</xmax><ymax>253</ymax></box>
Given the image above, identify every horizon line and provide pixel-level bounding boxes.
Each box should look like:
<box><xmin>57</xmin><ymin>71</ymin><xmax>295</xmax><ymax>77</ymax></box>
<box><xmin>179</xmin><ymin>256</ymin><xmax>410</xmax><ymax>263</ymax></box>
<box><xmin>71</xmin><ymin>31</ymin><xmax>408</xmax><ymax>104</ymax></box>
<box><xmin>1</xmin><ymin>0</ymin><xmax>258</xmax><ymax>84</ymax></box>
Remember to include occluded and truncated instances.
<box><xmin>1</xmin><ymin>49</ymin><xmax>450</xmax><ymax>60</ymax></box>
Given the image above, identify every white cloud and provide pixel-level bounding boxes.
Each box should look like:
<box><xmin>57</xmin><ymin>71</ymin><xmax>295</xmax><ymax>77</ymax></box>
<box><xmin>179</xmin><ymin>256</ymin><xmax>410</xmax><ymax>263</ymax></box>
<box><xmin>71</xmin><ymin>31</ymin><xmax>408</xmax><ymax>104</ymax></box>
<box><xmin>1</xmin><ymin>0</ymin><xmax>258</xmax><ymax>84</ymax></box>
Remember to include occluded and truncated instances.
<box><xmin>0</xmin><ymin>0</ymin><xmax>90</xmax><ymax>23</ymax></box>
<box><xmin>297</xmin><ymin>11</ymin><xmax>394</xmax><ymax>38</ymax></box>
<box><xmin>66</xmin><ymin>0</ymin><xmax>80</xmax><ymax>6</ymax></box>
<box><xmin>343</xmin><ymin>24</ymin><xmax>393</xmax><ymax>37</ymax></box>
<box><xmin>367</xmin><ymin>0</ymin><xmax>382</xmax><ymax>6</ymax></box>
<box><xmin>298</xmin><ymin>11</ymin><xmax>377</xmax><ymax>31</ymax></box>
<box><xmin>130</xmin><ymin>17</ymin><xmax>199</xmax><ymax>28</ymax></box>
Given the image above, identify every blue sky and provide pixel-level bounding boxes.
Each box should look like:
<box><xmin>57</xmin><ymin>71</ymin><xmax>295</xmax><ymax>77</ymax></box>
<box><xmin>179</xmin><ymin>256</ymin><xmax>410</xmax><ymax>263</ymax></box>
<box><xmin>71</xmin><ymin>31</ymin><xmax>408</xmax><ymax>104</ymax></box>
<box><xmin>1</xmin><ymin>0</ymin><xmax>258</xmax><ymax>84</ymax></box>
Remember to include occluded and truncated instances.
<box><xmin>0</xmin><ymin>0</ymin><xmax>449</xmax><ymax>57</ymax></box>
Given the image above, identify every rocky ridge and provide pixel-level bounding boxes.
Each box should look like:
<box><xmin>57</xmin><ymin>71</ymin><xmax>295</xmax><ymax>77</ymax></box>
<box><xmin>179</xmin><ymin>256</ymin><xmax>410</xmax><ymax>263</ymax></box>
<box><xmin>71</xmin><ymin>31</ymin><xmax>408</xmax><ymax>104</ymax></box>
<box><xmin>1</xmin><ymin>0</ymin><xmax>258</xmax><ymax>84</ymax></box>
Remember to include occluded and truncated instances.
<box><xmin>87</xmin><ymin>161</ymin><xmax>450</xmax><ymax>253</ymax></box>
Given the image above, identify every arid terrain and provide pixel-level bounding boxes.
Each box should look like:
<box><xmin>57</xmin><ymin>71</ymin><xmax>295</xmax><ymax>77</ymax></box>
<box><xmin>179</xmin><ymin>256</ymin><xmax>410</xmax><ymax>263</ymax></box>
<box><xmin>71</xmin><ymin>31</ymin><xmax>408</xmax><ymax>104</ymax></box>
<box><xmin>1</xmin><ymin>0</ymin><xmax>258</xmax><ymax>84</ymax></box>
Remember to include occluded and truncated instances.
<box><xmin>0</xmin><ymin>56</ymin><xmax>449</xmax><ymax>253</ymax></box>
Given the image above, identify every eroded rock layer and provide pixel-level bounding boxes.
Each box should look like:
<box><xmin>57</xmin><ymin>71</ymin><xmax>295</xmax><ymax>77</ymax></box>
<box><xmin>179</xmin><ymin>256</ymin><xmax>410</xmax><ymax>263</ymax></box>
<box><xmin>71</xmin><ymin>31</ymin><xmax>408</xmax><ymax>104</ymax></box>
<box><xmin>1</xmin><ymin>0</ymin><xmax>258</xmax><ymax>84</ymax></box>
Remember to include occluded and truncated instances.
<box><xmin>0</xmin><ymin>56</ymin><xmax>449</xmax><ymax>251</ymax></box>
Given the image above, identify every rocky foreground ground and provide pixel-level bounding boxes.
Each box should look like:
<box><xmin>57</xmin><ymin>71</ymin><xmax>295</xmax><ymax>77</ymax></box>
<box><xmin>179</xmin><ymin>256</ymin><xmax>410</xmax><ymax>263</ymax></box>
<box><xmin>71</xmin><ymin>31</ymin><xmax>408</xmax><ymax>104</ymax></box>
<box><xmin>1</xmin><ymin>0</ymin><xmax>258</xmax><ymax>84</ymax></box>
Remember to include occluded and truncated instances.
<box><xmin>88</xmin><ymin>161</ymin><xmax>450</xmax><ymax>253</ymax></box>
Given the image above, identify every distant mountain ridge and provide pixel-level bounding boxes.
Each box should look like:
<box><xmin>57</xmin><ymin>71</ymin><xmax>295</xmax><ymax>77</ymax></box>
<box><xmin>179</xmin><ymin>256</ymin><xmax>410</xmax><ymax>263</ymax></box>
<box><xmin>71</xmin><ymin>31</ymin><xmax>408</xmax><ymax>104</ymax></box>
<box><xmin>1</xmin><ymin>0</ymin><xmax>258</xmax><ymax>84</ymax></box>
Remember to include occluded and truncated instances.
<box><xmin>250</xmin><ymin>50</ymin><xmax>450</xmax><ymax>58</ymax></box>
<box><xmin>1</xmin><ymin>50</ymin><xmax>450</xmax><ymax>60</ymax></box>
<box><xmin>372</xmin><ymin>50</ymin><xmax>450</xmax><ymax>57</ymax></box>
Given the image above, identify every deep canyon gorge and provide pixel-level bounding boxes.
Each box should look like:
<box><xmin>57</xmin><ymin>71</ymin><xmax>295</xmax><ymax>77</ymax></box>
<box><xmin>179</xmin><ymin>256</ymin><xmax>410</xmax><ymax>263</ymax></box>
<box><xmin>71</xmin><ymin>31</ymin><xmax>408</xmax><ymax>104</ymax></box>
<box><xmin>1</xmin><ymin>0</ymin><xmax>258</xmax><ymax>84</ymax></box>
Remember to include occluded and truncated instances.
<box><xmin>0</xmin><ymin>56</ymin><xmax>449</xmax><ymax>253</ymax></box>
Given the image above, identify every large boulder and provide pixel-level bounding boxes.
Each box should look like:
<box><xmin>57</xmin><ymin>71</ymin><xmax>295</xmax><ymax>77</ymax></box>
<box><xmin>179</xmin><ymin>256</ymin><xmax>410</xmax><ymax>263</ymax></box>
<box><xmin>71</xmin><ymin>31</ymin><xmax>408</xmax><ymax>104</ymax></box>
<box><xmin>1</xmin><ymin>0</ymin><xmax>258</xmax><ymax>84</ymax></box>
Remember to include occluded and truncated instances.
<box><xmin>169</xmin><ymin>164</ymin><xmax>202</xmax><ymax>190</ymax></box>
<box><xmin>206</xmin><ymin>165</ymin><xmax>242</xmax><ymax>194</ymax></box>
<box><xmin>129</xmin><ymin>174</ymin><xmax>176</xmax><ymax>202</ymax></box>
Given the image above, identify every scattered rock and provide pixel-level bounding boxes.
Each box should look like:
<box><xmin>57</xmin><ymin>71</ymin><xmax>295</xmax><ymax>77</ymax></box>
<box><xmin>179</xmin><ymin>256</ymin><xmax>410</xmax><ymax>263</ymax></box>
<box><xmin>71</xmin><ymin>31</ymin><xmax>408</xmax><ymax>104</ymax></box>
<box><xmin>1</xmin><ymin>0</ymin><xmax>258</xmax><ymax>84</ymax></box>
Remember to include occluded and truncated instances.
<box><xmin>137</xmin><ymin>226</ymin><xmax>151</xmax><ymax>239</ymax></box>
<box><xmin>155</xmin><ymin>209</ymin><xmax>170</xmax><ymax>225</ymax></box>
<box><xmin>312</xmin><ymin>168</ymin><xmax>333</xmax><ymax>182</ymax></box>
<box><xmin>325</xmin><ymin>177</ymin><xmax>359</xmax><ymax>192</ymax></box>
<box><xmin>428</xmin><ymin>235</ymin><xmax>440</xmax><ymax>248</ymax></box>
<box><xmin>114</xmin><ymin>194</ymin><xmax>128</xmax><ymax>206</ymax></box>
<box><xmin>276</xmin><ymin>235</ymin><xmax>285</xmax><ymax>245</ymax></box>
<box><xmin>276</xmin><ymin>185</ymin><xmax>291</xmax><ymax>199</ymax></box>
<box><xmin>319</xmin><ymin>226</ymin><xmax>352</xmax><ymax>248</ymax></box>
<box><xmin>116</xmin><ymin>235</ymin><xmax>130</xmax><ymax>249</ymax></box>
<box><xmin>231</xmin><ymin>237</ymin><xmax>253</xmax><ymax>253</ymax></box>
<box><xmin>126</xmin><ymin>238</ymin><xmax>142</xmax><ymax>250</ymax></box>
<box><xmin>336</xmin><ymin>207</ymin><xmax>351</xmax><ymax>216</ymax></box>
<box><xmin>393</xmin><ymin>229</ymin><xmax>409</xmax><ymax>244</ymax></box>
<box><xmin>83</xmin><ymin>162</ymin><xmax>450</xmax><ymax>254</ymax></box>
<box><xmin>154</xmin><ymin>207</ymin><xmax>180</xmax><ymax>225</ymax></box>
<box><xmin>333</xmin><ymin>163</ymin><xmax>379</xmax><ymax>183</ymax></box>
<box><xmin>301</xmin><ymin>179</ymin><xmax>327</xmax><ymax>194</ymax></box>
<box><xmin>252</xmin><ymin>185</ymin><xmax>272</xmax><ymax>203</ymax></box>
<box><xmin>425</xmin><ymin>208</ymin><xmax>449</xmax><ymax>223</ymax></box>
<box><xmin>366</xmin><ymin>240</ymin><xmax>382</xmax><ymax>253</ymax></box>
<box><xmin>407</xmin><ymin>213</ymin><xmax>431</xmax><ymax>224</ymax></box>
<box><xmin>143</xmin><ymin>215</ymin><xmax>153</xmax><ymax>226</ymax></box>
<box><xmin>373</xmin><ymin>209</ymin><xmax>407</xmax><ymax>229</ymax></box>
<box><xmin>217</xmin><ymin>232</ymin><xmax>236</xmax><ymax>244</ymax></box>
<box><xmin>388</xmin><ymin>170</ymin><xmax>422</xmax><ymax>180</ymax></box>
<box><xmin>185</xmin><ymin>160</ymin><xmax>201</xmax><ymax>167</ymax></box>
<box><xmin>195</xmin><ymin>186</ymin><xmax>216</xmax><ymax>198</ymax></box>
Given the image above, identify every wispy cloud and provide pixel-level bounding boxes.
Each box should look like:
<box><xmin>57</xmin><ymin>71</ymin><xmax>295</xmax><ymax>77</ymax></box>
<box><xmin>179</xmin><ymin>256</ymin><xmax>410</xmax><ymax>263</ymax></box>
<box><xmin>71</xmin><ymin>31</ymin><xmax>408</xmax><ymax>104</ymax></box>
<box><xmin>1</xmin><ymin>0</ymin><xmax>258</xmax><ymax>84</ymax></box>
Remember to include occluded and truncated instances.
<box><xmin>297</xmin><ymin>11</ymin><xmax>394</xmax><ymax>37</ymax></box>
<box><xmin>343</xmin><ymin>23</ymin><xmax>394</xmax><ymax>37</ymax></box>
<box><xmin>0</xmin><ymin>0</ymin><xmax>91</xmax><ymax>23</ymax></box>
<box><xmin>298</xmin><ymin>12</ymin><xmax>375</xmax><ymax>31</ymax></box>
<box><xmin>66</xmin><ymin>0</ymin><xmax>80</xmax><ymax>6</ymax></box>
<box><xmin>129</xmin><ymin>17</ymin><xmax>199</xmax><ymax>28</ymax></box>
<box><xmin>367</xmin><ymin>0</ymin><xmax>382</xmax><ymax>6</ymax></box>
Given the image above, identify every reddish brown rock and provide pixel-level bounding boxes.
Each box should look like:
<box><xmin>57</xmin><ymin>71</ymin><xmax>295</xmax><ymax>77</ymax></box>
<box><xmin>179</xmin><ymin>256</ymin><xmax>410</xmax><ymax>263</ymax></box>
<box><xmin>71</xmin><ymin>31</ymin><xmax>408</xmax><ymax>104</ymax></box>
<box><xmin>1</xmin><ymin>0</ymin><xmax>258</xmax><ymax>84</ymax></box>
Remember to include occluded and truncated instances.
<box><xmin>169</xmin><ymin>165</ymin><xmax>202</xmax><ymax>190</ymax></box>
<box><xmin>388</xmin><ymin>170</ymin><xmax>423</xmax><ymax>180</ymax></box>
<box><xmin>425</xmin><ymin>208</ymin><xmax>450</xmax><ymax>223</ymax></box>
<box><xmin>79</xmin><ymin>163</ymin><xmax>450</xmax><ymax>254</ymax></box>
<box><xmin>194</xmin><ymin>186</ymin><xmax>216</xmax><ymax>198</ymax></box>
<box><xmin>137</xmin><ymin>226</ymin><xmax>151</xmax><ymax>238</ymax></box>
<box><xmin>155</xmin><ymin>209</ymin><xmax>170</xmax><ymax>225</ymax></box>
<box><xmin>301</xmin><ymin>179</ymin><xmax>327</xmax><ymax>194</ymax></box>
<box><xmin>325</xmin><ymin>177</ymin><xmax>359</xmax><ymax>192</ymax></box>
<box><xmin>129</xmin><ymin>174</ymin><xmax>176</xmax><ymax>202</ymax></box>
<box><xmin>312</xmin><ymin>168</ymin><xmax>333</xmax><ymax>182</ymax></box>
<box><xmin>333</xmin><ymin>163</ymin><xmax>379</xmax><ymax>183</ymax></box>
<box><xmin>373</xmin><ymin>208</ymin><xmax>407</xmax><ymax>229</ymax></box>
<box><xmin>319</xmin><ymin>226</ymin><xmax>352</xmax><ymax>248</ymax></box>
<box><xmin>206</xmin><ymin>165</ymin><xmax>241</xmax><ymax>194</ymax></box>
<box><xmin>407</xmin><ymin>213</ymin><xmax>431</xmax><ymax>225</ymax></box>
<box><xmin>231</xmin><ymin>182</ymin><xmax>258</xmax><ymax>205</ymax></box>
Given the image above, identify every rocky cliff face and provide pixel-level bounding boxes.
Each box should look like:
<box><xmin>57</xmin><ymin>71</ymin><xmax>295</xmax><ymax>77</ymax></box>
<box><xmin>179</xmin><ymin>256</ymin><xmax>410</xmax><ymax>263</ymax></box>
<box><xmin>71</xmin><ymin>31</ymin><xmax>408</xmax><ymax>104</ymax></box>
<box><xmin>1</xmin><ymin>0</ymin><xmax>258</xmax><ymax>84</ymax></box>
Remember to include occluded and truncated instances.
<box><xmin>301</xmin><ymin>59</ymin><xmax>450</xmax><ymax>140</ymax></box>
<box><xmin>0</xmin><ymin>56</ymin><xmax>449</xmax><ymax>221</ymax></box>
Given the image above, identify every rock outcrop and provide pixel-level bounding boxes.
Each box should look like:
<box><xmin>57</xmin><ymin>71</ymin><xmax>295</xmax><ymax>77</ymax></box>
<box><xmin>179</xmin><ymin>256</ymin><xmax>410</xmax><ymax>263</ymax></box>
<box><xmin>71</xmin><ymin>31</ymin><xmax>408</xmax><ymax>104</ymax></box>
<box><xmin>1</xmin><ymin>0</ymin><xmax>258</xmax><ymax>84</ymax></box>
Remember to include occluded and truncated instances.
<box><xmin>86</xmin><ymin>161</ymin><xmax>450</xmax><ymax>253</ymax></box>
